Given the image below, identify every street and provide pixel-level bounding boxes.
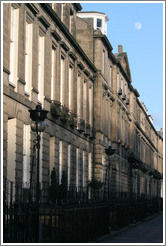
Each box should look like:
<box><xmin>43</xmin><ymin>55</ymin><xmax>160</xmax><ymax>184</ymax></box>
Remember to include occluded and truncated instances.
<box><xmin>96</xmin><ymin>213</ymin><xmax>163</xmax><ymax>244</ymax></box>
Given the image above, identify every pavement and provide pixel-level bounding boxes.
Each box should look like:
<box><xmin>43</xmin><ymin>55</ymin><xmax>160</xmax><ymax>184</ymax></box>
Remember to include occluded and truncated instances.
<box><xmin>92</xmin><ymin>212</ymin><xmax>163</xmax><ymax>244</ymax></box>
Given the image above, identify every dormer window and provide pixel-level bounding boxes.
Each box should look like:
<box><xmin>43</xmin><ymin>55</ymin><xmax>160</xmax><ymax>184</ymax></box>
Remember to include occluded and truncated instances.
<box><xmin>97</xmin><ymin>18</ymin><xmax>102</xmax><ymax>30</ymax></box>
<box><xmin>77</xmin><ymin>12</ymin><xmax>108</xmax><ymax>35</ymax></box>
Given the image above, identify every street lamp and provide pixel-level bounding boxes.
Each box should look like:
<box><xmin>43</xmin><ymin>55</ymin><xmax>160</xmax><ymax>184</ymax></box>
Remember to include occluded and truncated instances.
<box><xmin>104</xmin><ymin>146</ymin><xmax>116</xmax><ymax>200</ymax></box>
<box><xmin>29</xmin><ymin>104</ymin><xmax>48</xmax><ymax>203</ymax></box>
<box><xmin>29</xmin><ymin>104</ymin><xmax>48</xmax><ymax>242</ymax></box>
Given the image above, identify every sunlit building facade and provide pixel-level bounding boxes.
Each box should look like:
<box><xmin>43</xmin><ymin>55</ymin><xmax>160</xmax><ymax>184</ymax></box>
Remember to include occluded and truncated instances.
<box><xmin>3</xmin><ymin>3</ymin><xmax>163</xmax><ymax>201</ymax></box>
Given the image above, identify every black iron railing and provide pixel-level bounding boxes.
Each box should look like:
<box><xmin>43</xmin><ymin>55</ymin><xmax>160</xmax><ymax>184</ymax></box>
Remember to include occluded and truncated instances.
<box><xmin>3</xmin><ymin>178</ymin><xmax>163</xmax><ymax>243</ymax></box>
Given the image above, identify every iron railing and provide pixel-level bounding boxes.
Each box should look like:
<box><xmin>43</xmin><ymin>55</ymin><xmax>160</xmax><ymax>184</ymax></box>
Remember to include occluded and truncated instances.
<box><xmin>3</xmin><ymin>178</ymin><xmax>163</xmax><ymax>243</ymax></box>
<box><xmin>3</xmin><ymin>178</ymin><xmax>104</xmax><ymax>205</ymax></box>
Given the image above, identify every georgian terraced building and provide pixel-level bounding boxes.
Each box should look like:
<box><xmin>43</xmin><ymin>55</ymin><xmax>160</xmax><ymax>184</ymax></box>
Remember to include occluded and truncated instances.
<box><xmin>3</xmin><ymin>3</ymin><xmax>163</xmax><ymax>200</ymax></box>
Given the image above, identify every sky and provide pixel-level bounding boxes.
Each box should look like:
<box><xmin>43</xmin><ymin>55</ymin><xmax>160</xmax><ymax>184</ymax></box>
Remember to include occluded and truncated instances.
<box><xmin>80</xmin><ymin>2</ymin><xmax>164</xmax><ymax>131</ymax></box>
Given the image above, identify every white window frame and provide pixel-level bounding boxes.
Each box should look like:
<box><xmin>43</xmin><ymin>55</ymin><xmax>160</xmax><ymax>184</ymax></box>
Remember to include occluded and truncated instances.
<box><xmin>77</xmin><ymin>73</ymin><xmax>81</xmax><ymax>118</ymax></box>
<box><xmin>88</xmin><ymin>153</ymin><xmax>92</xmax><ymax>181</ymax></box>
<box><xmin>51</xmin><ymin>48</ymin><xmax>56</xmax><ymax>100</ymax></box>
<box><xmin>7</xmin><ymin>118</ymin><xmax>17</xmax><ymax>203</ymax></box>
<box><xmin>89</xmin><ymin>86</ymin><xmax>93</xmax><ymax>126</ymax></box>
<box><xmin>61</xmin><ymin>4</ymin><xmax>64</xmax><ymax>21</ymax></box>
<box><xmin>52</xmin><ymin>3</ymin><xmax>55</xmax><ymax>10</ymax></box>
<box><xmin>69</xmin><ymin>10</ymin><xmax>73</xmax><ymax>33</ymax></box>
<box><xmin>68</xmin><ymin>65</ymin><xmax>73</xmax><ymax>110</ymax></box>
<box><xmin>60</xmin><ymin>56</ymin><xmax>64</xmax><ymax>105</ymax></box>
<box><xmin>7</xmin><ymin>118</ymin><xmax>16</xmax><ymax>183</ymax></box>
<box><xmin>121</xmin><ymin>78</ymin><xmax>123</xmax><ymax>92</ymax></box>
<box><xmin>117</xmin><ymin>73</ymin><xmax>119</xmax><ymax>91</ymax></box>
<box><xmin>9</xmin><ymin>6</ymin><xmax>19</xmax><ymax>89</ymax></box>
<box><xmin>83</xmin><ymin>80</ymin><xmax>87</xmax><ymax>122</ymax></box>
<box><xmin>102</xmin><ymin>49</ymin><xmax>105</xmax><ymax>73</ymax></box>
<box><xmin>38</xmin><ymin>36</ymin><xmax>45</xmax><ymax>103</ymax></box>
<box><xmin>25</xmin><ymin>22</ymin><xmax>33</xmax><ymax>96</ymax></box>
<box><xmin>101</xmin><ymin>154</ymin><xmax>105</xmax><ymax>182</ymax></box>
<box><xmin>110</xmin><ymin>66</ymin><xmax>112</xmax><ymax>88</ymax></box>
<box><xmin>23</xmin><ymin>124</ymin><xmax>31</xmax><ymax>188</ymax></box>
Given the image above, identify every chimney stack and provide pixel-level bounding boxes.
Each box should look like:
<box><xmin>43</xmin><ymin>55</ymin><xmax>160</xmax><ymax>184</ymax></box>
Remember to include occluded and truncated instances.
<box><xmin>118</xmin><ymin>45</ymin><xmax>123</xmax><ymax>53</ymax></box>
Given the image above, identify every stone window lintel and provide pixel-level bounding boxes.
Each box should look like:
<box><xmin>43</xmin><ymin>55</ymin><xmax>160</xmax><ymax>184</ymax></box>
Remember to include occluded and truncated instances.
<box><xmin>38</xmin><ymin>15</ymin><xmax>50</xmax><ymax>29</ymax></box>
<box><xmin>69</xmin><ymin>51</ymin><xmax>77</xmax><ymax>61</ymax></box>
<box><xmin>83</xmin><ymin>69</ymin><xmax>90</xmax><ymax>77</ymax></box>
<box><xmin>51</xmin><ymin>30</ymin><xmax>61</xmax><ymax>42</ymax></box>
<box><xmin>60</xmin><ymin>41</ymin><xmax>70</xmax><ymax>52</ymax></box>
<box><xmin>26</xmin><ymin>3</ymin><xmax>39</xmax><ymax>16</ymax></box>
<box><xmin>77</xmin><ymin>61</ymin><xmax>84</xmax><ymax>70</ymax></box>
<box><xmin>11</xmin><ymin>3</ymin><xmax>21</xmax><ymax>9</ymax></box>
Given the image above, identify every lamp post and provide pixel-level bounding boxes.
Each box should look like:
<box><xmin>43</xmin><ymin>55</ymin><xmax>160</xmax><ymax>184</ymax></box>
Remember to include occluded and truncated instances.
<box><xmin>129</xmin><ymin>161</ymin><xmax>140</xmax><ymax>223</ymax></box>
<box><xmin>104</xmin><ymin>146</ymin><xmax>116</xmax><ymax>200</ymax></box>
<box><xmin>29</xmin><ymin>104</ymin><xmax>48</xmax><ymax>242</ymax></box>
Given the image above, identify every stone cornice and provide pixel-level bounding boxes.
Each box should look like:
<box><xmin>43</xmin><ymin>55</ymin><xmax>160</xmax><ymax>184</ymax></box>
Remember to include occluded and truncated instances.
<box><xmin>136</xmin><ymin>98</ymin><xmax>161</xmax><ymax>138</ymax></box>
<box><xmin>94</xmin><ymin>33</ymin><xmax>131</xmax><ymax>84</ymax></box>
<box><xmin>93</xmin><ymin>33</ymin><xmax>113</xmax><ymax>51</ymax></box>
<box><xmin>3</xmin><ymin>85</ymin><xmax>34</xmax><ymax>110</ymax></box>
<box><xmin>129</xmin><ymin>83</ymin><xmax>140</xmax><ymax>98</ymax></box>
<box><xmin>117</xmin><ymin>60</ymin><xmax>132</xmax><ymax>84</ymax></box>
<box><xmin>108</xmin><ymin>52</ymin><xmax>117</xmax><ymax>64</ymax></box>
<box><xmin>135</xmin><ymin>121</ymin><xmax>158</xmax><ymax>152</ymax></box>
<box><xmin>40</xmin><ymin>3</ymin><xmax>97</xmax><ymax>73</ymax></box>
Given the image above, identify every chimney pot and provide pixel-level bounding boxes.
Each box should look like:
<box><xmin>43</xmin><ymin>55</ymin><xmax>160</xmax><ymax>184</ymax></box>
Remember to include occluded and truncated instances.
<box><xmin>118</xmin><ymin>45</ymin><xmax>123</xmax><ymax>53</ymax></box>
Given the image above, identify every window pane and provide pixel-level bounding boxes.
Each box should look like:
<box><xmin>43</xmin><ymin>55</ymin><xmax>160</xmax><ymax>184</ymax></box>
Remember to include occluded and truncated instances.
<box><xmin>68</xmin><ymin>66</ymin><xmax>72</xmax><ymax>110</ymax></box>
<box><xmin>51</xmin><ymin>49</ymin><xmax>55</xmax><ymax>100</ymax></box>
<box><xmin>60</xmin><ymin>57</ymin><xmax>64</xmax><ymax>104</ymax></box>
<box><xmin>23</xmin><ymin>124</ymin><xmax>30</xmax><ymax>187</ymax></box>
<box><xmin>97</xmin><ymin>18</ymin><xmax>102</xmax><ymax>28</ymax></box>
<box><xmin>38</xmin><ymin>36</ymin><xmax>45</xmax><ymax>102</ymax></box>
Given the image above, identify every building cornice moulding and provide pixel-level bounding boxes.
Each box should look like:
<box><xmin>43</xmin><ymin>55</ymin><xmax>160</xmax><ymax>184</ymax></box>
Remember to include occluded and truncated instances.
<box><xmin>40</xmin><ymin>3</ymin><xmax>97</xmax><ymax>73</ymax></box>
<box><xmin>26</xmin><ymin>3</ymin><xmax>39</xmax><ymax>16</ymax></box>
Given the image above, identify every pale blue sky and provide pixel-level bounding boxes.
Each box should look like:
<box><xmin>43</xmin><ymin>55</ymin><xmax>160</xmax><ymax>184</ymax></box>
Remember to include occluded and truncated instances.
<box><xmin>81</xmin><ymin>2</ymin><xmax>164</xmax><ymax>131</ymax></box>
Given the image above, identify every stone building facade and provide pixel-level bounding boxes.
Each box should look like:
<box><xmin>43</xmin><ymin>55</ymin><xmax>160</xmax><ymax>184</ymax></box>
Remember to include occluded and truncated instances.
<box><xmin>3</xmin><ymin>3</ymin><xmax>96</xmax><ymax>196</ymax></box>
<box><xmin>76</xmin><ymin>10</ymin><xmax>163</xmax><ymax>199</ymax></box>
<box><xmin>3</xmin><ymin>3</ymin><xmax>163</xmax><ymax>200</ymax></box>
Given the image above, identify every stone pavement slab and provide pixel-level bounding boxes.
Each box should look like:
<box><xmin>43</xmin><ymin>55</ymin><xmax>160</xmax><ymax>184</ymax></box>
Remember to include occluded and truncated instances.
<box><xmin>93</xmin><ymin>213</ymin><xmax>163</xmax><ymax>244</ymax></box>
